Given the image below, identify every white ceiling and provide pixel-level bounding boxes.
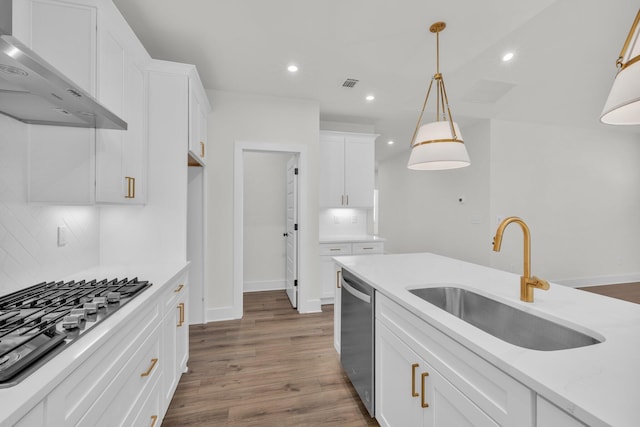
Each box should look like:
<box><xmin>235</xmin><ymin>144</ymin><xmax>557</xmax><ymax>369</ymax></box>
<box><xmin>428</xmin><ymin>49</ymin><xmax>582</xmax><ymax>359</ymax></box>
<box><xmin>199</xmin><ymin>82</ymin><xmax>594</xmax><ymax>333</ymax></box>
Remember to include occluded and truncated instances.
<box><xmin>112</xmin><ymin>0</ymin><xmax>639</xmax><ymax>161</ymax></box>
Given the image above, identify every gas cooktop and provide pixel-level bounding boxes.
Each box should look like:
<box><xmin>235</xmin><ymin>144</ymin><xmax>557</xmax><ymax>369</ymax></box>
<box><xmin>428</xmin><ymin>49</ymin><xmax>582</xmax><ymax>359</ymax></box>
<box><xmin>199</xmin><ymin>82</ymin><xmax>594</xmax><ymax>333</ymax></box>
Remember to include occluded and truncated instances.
<box><xmin>0</xmin><ymin>277</ymin><xmax>151</xmax><ymax>387</ymax></box>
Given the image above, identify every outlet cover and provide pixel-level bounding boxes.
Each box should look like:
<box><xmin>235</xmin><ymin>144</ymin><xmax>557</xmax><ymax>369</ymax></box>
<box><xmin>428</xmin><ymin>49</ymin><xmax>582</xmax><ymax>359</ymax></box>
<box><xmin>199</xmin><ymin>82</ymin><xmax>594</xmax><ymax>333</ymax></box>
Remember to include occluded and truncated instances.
<box><xmin>57</xmin><ymin>226</ymin><xmax>67</xmax><ymax>247</ymax></box>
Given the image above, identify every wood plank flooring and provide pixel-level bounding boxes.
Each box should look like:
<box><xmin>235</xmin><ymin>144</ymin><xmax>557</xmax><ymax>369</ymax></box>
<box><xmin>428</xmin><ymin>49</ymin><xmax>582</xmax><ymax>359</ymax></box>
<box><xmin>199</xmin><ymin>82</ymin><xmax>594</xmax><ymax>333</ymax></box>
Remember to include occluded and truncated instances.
<box><xmin>162</xmin><ymin>291</ymin><xmax>378</xmax><ymax>426</ymax></box>
<box><xmin>577</xmin><ymin>282</ymin><xmax>640</xmax><ymax>304</ymax></box>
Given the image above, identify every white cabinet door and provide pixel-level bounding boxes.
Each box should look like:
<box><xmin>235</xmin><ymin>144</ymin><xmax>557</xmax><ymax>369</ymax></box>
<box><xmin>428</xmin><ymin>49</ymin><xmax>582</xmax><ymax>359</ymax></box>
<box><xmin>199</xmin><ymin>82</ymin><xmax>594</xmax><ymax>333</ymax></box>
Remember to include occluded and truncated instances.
<box><xmin>188</xmin><ymin>79</ymin><xmax>207</xmax><ymax>166</ymax></box>
<box><xmin>377</xmin><ymin>322</ymin><xmax>498</xmax><ymax>427</ymax></box>
<box><xmin>163</xmin><ymin>280</ymin><xmax>189</xmax><ymax>409</ymax></box>
<box><xmin>95</xmin><ymin>24</ymin><xmax>147</xmax><ymax>204</ymax></box>
<box><xmin>376</xmin><ymin>321</ymin><xmax>424</xmax><ymax>427</ymax></box>
<box><xmin>319</xmin><ymin>131</ymin><xmax>376</xmax><ymax>208</ymax></box>
<box><xmin>319</xmin><ymin>135</ymin><xmax>345</xmax><ymax>207</ymax></box>
<box><xmin>25</xmin><ymin>0</ymin><xmax>97</xmax><ymax>203</ymax></box>
<box><xmin>344</xmin><ymin>136</ymin><xmax>375</xmax><ymax>208</ymax></box>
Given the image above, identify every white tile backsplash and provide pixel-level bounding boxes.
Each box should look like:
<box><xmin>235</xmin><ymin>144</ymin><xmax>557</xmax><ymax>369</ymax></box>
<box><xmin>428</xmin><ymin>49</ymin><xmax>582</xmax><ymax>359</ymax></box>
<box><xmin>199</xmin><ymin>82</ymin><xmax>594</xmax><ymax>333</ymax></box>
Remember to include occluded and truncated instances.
<box><xmin>319</xmin><ymin>208</ymin><xmax>369</xmax><ymax>236</ymax></box>
<box><xmin>0</xmin><ymin>115</ymin><xmax>99</xmax><ymax>295</ymax></box>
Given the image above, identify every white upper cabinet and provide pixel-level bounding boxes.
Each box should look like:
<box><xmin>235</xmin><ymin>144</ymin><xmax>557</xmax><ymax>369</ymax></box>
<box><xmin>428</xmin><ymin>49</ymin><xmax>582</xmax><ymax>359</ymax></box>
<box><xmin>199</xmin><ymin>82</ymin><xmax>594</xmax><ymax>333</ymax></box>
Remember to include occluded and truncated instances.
<box><xmin>22</xmin><ymin>0</ymin><xmax>97</xmax><ymax>203</ymax></box>
<box><xmin>319</xmin><ymin>131</ymin><xmax>377</xmax><ymax>208</ymax></box>
<box><xmin>19</xmin><ymin>0</ymin><xmax>149</xmax><ymax>204</ymax></box>
<box><xmin>95</xmin><ymin>23</ymin><xmax>147</xmax><ymax>204</ymax></box>
<box><xmin>188</xmin><ymin>79</ymin><xmax>209</xmax><ymax>166</ymax></box>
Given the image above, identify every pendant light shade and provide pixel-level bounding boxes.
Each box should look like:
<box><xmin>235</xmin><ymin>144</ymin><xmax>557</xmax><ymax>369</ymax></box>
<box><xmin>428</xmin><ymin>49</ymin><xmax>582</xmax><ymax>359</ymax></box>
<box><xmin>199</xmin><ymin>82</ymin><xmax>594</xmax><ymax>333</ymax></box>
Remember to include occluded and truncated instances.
<box><xmin>408</xmin><ymin>122</ymin><xmax>469</xmax><ymax>170</ymax></box>
<box><xmin>601</xmin><ymin>10</ymin><xmax>640</xmax><ymax>125</ymax></box>
<box><xmin>408</xmin><ymin>22</ymin><xmax>470</xmax><ymax>170</ymax></box>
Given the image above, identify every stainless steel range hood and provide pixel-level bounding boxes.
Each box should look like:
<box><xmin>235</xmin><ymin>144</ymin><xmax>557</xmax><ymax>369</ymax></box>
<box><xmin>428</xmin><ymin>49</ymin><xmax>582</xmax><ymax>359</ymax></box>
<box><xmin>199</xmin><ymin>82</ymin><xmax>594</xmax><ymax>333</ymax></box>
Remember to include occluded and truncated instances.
<box><xmin>0</xmin><ymin>1</ymin><xmax>127</xmax><ymax>129</ymax></box>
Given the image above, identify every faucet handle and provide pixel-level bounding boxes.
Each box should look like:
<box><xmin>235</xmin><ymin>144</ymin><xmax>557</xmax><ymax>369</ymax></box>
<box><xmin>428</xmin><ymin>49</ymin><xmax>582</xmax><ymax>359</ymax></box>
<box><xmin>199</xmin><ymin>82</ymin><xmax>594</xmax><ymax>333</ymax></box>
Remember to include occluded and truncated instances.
<box><xmin>531</xmin><ymin>276</ymin><xmax>550</xmax><ymax>290</ymax></box>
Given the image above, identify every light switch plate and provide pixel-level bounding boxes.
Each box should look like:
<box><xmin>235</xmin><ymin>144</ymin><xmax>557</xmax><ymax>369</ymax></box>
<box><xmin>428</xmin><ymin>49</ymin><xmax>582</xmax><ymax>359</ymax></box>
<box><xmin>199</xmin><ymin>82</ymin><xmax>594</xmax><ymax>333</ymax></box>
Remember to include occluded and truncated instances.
<box><xmin>57</xmin><ymin>226</ymin><xmax>67</xmax><ymax>247</ymax></box>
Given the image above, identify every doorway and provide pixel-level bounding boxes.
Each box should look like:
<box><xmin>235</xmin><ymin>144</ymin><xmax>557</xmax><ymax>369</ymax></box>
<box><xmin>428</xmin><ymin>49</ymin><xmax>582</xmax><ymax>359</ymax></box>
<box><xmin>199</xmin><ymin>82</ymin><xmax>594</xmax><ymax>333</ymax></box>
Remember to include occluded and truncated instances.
<box><xmin>233</xmin><ymin>142</ymin><xmax>308</xmax><ymax>317</ymax></box>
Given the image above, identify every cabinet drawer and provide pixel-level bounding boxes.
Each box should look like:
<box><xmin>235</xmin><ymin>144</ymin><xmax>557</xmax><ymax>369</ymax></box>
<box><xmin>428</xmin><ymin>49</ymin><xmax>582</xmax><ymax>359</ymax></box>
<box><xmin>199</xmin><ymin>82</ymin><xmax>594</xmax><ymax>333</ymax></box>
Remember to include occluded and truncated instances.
<box><xmin>126</xmin><ymin>371</ymin><xmax>163</xmax><ymax>427</ymax></box>
<box><xmin>352</xmin><ymin>242</ymin><xmax>384</xmax><ymax>254</ymax></box>
<box><xmin>319</xmin><ymin>243</ymin><xmax>352</xmax><ymax>256</ymax></box>
<box><xmin>164</xmin><ymin>272</ymin><xmax>189</xmax><ymax>314</ymax></box>
<box><xmin>376</xmin><ymin>294</ymin><xmax>533</xmax><ymax>427</ymax></box>
<box><xmin>47</xmin><ymin>302</ymin><xmax>160</xmax><ymax>426</ymax></box>
<box><xmin>77</xmin><ymin>326</ymin><xmax>161</xmax><ymax>426</ymax></box>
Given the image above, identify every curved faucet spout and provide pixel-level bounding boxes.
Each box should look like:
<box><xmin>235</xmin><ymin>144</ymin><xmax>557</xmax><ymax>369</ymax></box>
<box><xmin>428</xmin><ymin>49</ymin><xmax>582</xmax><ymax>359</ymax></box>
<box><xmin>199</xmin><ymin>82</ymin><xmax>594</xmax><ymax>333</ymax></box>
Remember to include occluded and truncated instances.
<box><xmin>492</xmin><ymin>216</ymin><xmax>549</xmax><ymax>303</ymax></box>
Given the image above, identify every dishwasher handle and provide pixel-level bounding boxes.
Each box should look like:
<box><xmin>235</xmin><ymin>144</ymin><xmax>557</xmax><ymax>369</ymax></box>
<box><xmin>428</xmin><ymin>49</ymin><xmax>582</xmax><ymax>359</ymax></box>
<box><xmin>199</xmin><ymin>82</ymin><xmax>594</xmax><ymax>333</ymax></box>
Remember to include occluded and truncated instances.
<box><xmin>341</xmin><ymin>277</ymin><xmax>372</xmax><ymax>304</ymax></box>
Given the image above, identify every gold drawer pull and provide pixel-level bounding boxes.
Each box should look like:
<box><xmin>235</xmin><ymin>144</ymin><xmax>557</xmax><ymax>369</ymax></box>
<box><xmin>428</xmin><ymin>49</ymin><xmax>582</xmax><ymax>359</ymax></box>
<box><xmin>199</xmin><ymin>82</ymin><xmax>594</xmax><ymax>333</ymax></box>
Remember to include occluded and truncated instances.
<box><xmin>329</xmin><ymin>248</ymin><xmax>341</xmax><ymax>251</ymax></box>
<box><xmin>140</xmin><ymin>358</ymin><xmax>158</xmax><ymax>377</ymax></box>
<box><xmin>421</xmin><ymin>371</ymin><xmax>429</xmax><ymax>408</ymax></box>
<box><xmin>200</xmin><ymin>141</ymin><xmax>205</xmax><ymax>158</ymax></box>
<box><xmin>174</xmin><ymin>284</ymin><xmax>184</xmax><ymax>293</ymax></box>
<box><xmin>177</xmin><ymin>302</ymin><xmax>185</xmax><ymax>327</ymax></box>
<box><xmin>362</xmin><ymin>247</ymin><xmax>374</xmax><ymax>250</ymax></box>
<box><xmin>150</xmin><ymin>415</ymin><xmax>158</xmax><ymax>427</ymax></box>
<box><xmin>411</xmin><ymin>363</ymin><xmax>419</xmax><ymax>397</ymax></box>
<box><xmin>336</xmin><ymin>270</ymin><xmax>342</xmax><ymax>288</ymax></box>
<box><xmin>125</xmin><ymin>176</ymin><xmax>136</xmax><ymax>199</ymax></box>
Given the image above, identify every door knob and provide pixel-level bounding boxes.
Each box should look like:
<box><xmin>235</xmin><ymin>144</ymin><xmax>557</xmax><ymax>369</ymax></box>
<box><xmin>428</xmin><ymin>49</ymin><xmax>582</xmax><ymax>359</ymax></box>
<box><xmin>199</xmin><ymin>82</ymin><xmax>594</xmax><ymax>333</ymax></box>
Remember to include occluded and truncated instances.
<box><xmin>283</xmin><ymin>232</ymin><xmax>289</xmax><ymax>237</ymax></box>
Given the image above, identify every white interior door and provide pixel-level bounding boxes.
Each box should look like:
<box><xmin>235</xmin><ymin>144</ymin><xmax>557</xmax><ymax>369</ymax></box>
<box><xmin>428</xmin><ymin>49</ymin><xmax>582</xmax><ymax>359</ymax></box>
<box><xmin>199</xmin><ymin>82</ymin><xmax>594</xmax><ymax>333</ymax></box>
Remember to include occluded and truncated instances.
<box><xmin>285</xmin><ymin>155</ymin><xmax>299</xmax><ymax>308</ymax></box>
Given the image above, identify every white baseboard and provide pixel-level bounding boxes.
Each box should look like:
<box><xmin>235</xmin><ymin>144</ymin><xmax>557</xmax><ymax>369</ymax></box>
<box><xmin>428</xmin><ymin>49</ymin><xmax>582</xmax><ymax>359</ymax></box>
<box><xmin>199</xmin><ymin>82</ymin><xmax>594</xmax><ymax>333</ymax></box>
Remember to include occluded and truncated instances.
<box><xmin>320</xmin><ymin>296</ymin><xmax>335</xmax><ymax>305</ymax></box>
<box><xmin>205</xmin><ymin>305</ymin><xmax>241</xmax><ymax>322</ymax></box>
<box><xmin>243</xmin><ymin>280</ymin><xmax>286</xmax><ymax>293</ymax></box>
<box><xmin>299</xmin><ymin>298</ymin><xmax>322</xmax><ymax>314</ymax></box>
<box><xmin>553</xmin><ymin>273</ymin><xmax>640</xmax><ymax>288</ymax></box>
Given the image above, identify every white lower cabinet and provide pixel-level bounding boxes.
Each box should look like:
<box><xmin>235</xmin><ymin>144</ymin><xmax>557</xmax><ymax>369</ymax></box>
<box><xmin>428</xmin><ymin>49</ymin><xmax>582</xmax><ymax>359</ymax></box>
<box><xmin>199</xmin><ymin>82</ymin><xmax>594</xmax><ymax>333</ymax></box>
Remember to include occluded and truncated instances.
<box><xmin>375</xmin><ymin>293</ymin><xmax>534</xmax><ymax>427</ymax></box>
<box><xmin>377</xmin><ymin>322</ymin><xmax>498</xmax><ymax>427</ymax></box>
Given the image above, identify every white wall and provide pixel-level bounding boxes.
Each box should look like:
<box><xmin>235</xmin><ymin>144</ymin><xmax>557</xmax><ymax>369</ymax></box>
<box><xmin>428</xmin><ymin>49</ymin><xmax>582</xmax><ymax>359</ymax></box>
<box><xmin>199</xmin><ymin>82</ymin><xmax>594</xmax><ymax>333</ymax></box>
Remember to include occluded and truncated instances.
<box><xmin>489</xmin><ymin>120</ymin><xmax>640</xmax><ymax>284</ymax></box>
<box><xmin>378</xmin><ymin>121</ymin><xmax>491</xmax><ymax>266</ymax></box>
<box><xmin>318</xmin><ymin>208</ymin><xmax>369</xmax><ymax>237</ymax></box>
<box><xmin>0</xmin><ymin>116</ymin><xmax>100</xmax><ymax>295</ymax></box>
<box><xmin>378</xmin><ymin>118</ymin><xmax>640</xmax><ymax>286</ymax></box>
<box><xmin>207</xmin><ymin>90</ymin><xmax>319</xmax><ymax>319</ymax></box>
<box><xmin>243</xmin><ymin>151</ymin><xmax>289</xmax><ymax>291</ymax></box>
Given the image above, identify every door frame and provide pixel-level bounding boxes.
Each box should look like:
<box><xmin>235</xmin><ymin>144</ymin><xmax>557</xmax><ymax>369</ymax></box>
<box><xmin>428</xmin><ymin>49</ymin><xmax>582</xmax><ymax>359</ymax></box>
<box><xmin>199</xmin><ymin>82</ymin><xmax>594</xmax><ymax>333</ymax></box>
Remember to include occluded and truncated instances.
<box><xmin>233</xmin><ymin>141</ymin><xmax>309</xmax><ymax>317</ymax></box>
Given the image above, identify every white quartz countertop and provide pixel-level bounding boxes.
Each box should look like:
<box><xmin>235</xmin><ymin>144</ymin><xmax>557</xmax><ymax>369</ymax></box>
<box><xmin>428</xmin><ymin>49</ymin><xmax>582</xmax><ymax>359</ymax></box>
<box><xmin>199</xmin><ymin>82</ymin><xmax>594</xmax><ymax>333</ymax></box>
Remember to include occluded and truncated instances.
<box><xmin>0</xmin><ymin>261</ymin><xmax>189</xmax><ymax>425</ymax></box>
<box><xmin>319</xmin><ymin>234</ymin><xmax>385</xmax><ymax>244</ymax></box>
<box><xmin>334</xmin><ymin>252</ymin><xmax>640</xmax><ymax>427</ymax></box>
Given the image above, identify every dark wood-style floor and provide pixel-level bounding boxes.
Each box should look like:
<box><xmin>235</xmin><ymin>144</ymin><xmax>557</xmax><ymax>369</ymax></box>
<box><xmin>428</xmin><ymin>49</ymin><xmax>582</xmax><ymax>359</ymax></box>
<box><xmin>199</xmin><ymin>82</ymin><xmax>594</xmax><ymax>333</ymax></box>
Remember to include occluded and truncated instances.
<box><xmin>162</xmin><ymin>283</ymin><xmax>640</xmax><ymax>426</ymax></box>
<box><xmin>577</xmin><ymin>282</ymin><xmax>640</xmax><ymax>304</ymax></box>
<box><xmin>162</xmin><ymin>291</ymin><xmax>378</xmax><ymax>426</ymax></box>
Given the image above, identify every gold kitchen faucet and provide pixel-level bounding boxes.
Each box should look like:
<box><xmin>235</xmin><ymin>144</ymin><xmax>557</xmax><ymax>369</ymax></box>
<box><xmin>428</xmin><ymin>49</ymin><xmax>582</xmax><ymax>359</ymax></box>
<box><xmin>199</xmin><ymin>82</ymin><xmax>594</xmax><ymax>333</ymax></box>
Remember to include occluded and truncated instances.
<box><xmin>493</xmin><ymin>216</ymin><xmax>550</xmax><ymax>303</ymax></box>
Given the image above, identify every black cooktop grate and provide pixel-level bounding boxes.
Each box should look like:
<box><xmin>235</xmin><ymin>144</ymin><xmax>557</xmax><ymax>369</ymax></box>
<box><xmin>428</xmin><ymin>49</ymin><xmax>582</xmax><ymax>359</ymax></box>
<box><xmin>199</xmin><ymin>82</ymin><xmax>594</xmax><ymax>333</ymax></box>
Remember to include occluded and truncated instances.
<box><xmin>0</xmin><ymin>277</ymin><xmax>151</xmax><ymax>386</ymax></box>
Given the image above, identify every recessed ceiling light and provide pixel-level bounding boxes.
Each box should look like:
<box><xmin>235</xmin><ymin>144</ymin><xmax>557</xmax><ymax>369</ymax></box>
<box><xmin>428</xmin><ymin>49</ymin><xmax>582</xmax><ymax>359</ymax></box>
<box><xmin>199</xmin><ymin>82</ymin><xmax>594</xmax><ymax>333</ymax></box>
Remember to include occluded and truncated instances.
<box><xmin>287</xmin><ymin>64</ymin><xmax>298</xmax><ymax>73</ymax></box>
<box><xmin>502</xmin><ymin>52</ymin><xmax>514</xmax><ymax>62</ymax></box>
<box><xmin>366</xmin><ymin>95</ymin><xmax>375</xmax><ymax>101</ymax></box>
<box><xmin>387</xmin><ymin>140</ymin><xmax>395</xmax><ymax>145</ymax></box>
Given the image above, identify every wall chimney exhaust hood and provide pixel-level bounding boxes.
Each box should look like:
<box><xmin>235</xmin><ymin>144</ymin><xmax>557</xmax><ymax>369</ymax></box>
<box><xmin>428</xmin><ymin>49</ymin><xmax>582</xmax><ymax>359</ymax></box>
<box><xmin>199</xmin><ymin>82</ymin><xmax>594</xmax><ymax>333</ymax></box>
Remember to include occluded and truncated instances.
<box><xmin>0</xmin><ymin>1</ymin><xmax>127</xmax><ymax>130</ymax></box>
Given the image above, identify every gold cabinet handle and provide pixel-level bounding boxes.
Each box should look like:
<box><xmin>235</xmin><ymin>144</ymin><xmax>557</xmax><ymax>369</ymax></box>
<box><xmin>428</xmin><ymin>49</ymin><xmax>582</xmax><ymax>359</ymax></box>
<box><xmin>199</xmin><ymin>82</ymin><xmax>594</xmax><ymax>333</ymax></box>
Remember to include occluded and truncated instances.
<box><xmin>329</xmin><ymin>248</ymin><xmax>341</xmax><ymax>252</ymax></box>
<box><xmin>150</xmin><ymin>415</ymin><xmax>158</xmax><ymax>427</ymax></box>
<box><xmin>421</xmin><ymin>371</ymin><xmax>429</xmax><ymax>408</ymax></box>
<box><xmin>411</xmin><ymin>363</ymin><xmax>419</xmax><ymax>397</ymax></box>
<box><xmin>200</xmin><ymin>141</ymin><xmax>205</xmax><ymax>158</ymax></box>
<box><xmin>177</xmin><ymin>302</ymin><xmax>185</xmax><ymax>327</ymax></box>
<box><xmin>174</xmin><ymin>283</ymin><xmax>184</xmax><ymax>293</ymax></box>
<box><xmin>125</xmin><ymin>176</ymin><xmax>136</xmax><ymax>199</ymax></box>
<box><xmin>336</xmin><ymin>270</ymin><xmax>342</xmax><ymax>288</ymax></box>
<box><xmin>140</xmin><ymin>358</ymin><xmax>158</xmax><ymax>377</ymax></box>
<box><xmin>362</xmin><ymin>247</ymin><xmax>374</xmax><ymax>250</ymax></box>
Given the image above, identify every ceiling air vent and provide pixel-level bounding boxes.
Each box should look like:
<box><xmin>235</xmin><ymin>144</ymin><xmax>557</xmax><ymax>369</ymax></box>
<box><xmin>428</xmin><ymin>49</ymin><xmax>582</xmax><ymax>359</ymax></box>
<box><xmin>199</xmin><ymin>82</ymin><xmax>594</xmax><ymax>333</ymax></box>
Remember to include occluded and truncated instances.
<box><xmin>342</xmin><ymin>78</ymin><xmax>359</xmax><ymax>88</ymax></box>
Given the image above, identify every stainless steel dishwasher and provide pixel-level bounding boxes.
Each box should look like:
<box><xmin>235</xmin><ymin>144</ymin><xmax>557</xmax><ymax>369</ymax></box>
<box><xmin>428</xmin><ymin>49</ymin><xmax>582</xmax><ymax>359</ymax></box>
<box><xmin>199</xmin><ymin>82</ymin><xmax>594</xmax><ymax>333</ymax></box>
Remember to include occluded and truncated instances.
<box><xmin>340</xmin><ymin>269</ymin><xmax>375</xmax><ymax>417</ymax></box>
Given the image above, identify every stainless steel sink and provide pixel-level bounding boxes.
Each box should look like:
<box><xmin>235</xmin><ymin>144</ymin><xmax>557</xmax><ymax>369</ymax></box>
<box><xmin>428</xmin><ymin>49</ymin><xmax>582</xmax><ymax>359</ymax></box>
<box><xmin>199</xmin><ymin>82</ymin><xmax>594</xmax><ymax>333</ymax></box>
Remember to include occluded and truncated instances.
<box><xmin>409</xmin><ymin>287</ymin><xmax>602</xmax><ymax>351</ymax></box>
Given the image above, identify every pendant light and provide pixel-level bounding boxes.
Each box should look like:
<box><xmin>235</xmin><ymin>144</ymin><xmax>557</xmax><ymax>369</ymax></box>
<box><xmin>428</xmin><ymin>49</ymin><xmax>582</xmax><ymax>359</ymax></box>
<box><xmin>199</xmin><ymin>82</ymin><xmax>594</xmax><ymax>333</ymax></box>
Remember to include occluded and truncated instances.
<box><xmin>408</xmin><ymin>22</ymin><xmax>470</xmax><ymax>170</ymax></box>
<box><xmin>600</xmin><ymin>9</ymin><xmax>640</xmax><ymax>125</ymax></box>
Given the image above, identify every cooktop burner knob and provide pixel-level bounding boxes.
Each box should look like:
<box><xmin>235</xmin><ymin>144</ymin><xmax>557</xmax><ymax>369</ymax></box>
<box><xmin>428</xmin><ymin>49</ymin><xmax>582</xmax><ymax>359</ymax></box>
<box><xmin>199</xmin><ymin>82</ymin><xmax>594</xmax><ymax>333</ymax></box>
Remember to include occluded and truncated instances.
<box><xmin>70</xmin><ymin>308</ymin><xmax>87</xmax><ymax>321</ymax></box>
<box><xmin>106</xmin><ymin>292</ymin><xmax>121</xmax><ymax>304</ymax></box>
<box><xmin>62</xmin><ymin>315</ymin><xmax>81</xmax><ymax>330</ymax></box>
<box><xmin>84</xmin><ymin>302</ymin><xmax>98</xmax><ymax>314</ymax></box>
<box><xmin>93</xmin><ymin>297</ymin><xmax>107</xmax><ymax>308</ymax></box>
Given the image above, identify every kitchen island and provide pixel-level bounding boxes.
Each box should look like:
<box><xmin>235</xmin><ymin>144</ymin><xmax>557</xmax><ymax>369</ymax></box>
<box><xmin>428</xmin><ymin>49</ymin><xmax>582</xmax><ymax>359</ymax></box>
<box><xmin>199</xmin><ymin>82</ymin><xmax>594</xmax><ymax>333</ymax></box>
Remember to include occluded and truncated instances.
<box><xmin>0</xmin><ymin>262</ymin><xmax>189</xmax><ymax>426</ymax></box>
<box><xmin>335</xmin><ymin>252</ymin><xmax>640</xmax><ymax>427</ymax></box>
